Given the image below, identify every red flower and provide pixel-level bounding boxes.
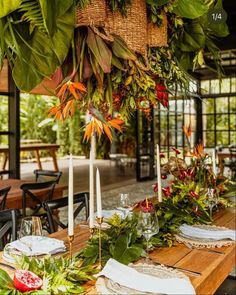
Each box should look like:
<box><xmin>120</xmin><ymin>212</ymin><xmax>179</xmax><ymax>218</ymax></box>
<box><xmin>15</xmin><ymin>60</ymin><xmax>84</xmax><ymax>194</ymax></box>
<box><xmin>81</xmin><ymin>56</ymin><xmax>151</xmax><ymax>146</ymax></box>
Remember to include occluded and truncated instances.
<box><xmin>153</xmin><ymin>183</ymin><xmax>158</xmax><ymax>193</ymax></box>
<box><xmin>155</xmin><ymin>81</ymin><xmax>168</xmax><ymax>107</ymax></box>
<box><xmin>186</xmin><ymin>167</ymin><xmax>195</xmax><ymax>178</ymax></box>
<box><xmin>161</xmin><ymin>174</ymin><xmax>167</xmax><ymax>180</ymax></box>
<box><xmin>172</xmin><ymin>147</ymin><xmax>181</xmax><ymax>155</ymax></box>
<box><xmin>162</xmin><ymin>186</ymin><xmax>171</xmax><ymax>197</ymax></box>
<box><xmin>140</xmin><ymin>199</ymin><xmax>154</xmax><ymax>213</ymax></box>
<box><xmin>178</xmin><ymin>170</ymin><xmax>187</xmax><ymax>181</ymax></box>
<box><xmin>190</xmin><ymin>191</ymin><xmax>199</xmax><ymax>199</ymax></box>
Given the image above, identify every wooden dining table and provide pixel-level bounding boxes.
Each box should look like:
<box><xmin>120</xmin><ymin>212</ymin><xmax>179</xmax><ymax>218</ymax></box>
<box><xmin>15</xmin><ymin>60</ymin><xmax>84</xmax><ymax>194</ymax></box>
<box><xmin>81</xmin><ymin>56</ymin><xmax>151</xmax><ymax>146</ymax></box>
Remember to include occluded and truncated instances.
<box><xmin>0</xmin><ymin>208</ymin><xmax>235</xmax><ymax>294</ymax></box>
<box><xmin>0</xmin><ymin>178</ymin><xmax>67</xmax><ymax>209</ymax></box>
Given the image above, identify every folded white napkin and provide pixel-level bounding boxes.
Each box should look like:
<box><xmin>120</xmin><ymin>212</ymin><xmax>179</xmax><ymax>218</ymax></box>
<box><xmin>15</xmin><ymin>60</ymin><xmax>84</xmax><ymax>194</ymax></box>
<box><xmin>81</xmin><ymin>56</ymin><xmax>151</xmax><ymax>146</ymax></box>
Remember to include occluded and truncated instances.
<box><xmin>8</xmin><ymin>236</ymin><xmax>66</xmax><ymax>256</ymax></box>
<box><xmin>96</xmin><ymin>259</ymin><xmax>195</xmax><ymax>295</ymax></box>
<box><xmin>179</xmin><ymin>224</ymin><xmax>236</xmax><ymax>241</ymax></box>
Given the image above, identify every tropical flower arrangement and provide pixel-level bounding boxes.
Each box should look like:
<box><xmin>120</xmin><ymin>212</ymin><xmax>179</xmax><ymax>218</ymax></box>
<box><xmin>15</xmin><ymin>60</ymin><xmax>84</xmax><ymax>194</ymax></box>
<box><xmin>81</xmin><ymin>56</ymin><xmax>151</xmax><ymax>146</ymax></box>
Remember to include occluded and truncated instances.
<box><xmin>0</xmin><ymin>0</ymin><xmax>229</xmax><ymax>141</ymax></box>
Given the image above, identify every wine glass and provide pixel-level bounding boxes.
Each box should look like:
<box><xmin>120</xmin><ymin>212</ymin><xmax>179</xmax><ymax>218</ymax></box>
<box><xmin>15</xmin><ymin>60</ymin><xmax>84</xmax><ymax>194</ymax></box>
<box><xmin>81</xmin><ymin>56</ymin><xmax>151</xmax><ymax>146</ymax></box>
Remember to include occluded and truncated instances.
<box><xmin>206</xmin><ymin>188</ymin><xmax>218</xmax><ymax>219</ymax></box>
<box><xmin>117</xmin><ymin>193</ymin><xmax>132</xmax><ymax>218</ymax></box>
<box><xmin>138</xmin><ymin>211</ymin><xmax>159</xmax><ymax>263</ymax></box>
<box><xmin>19</xmin><ymin>216</ymin><xmax>43</xmax><ymax>237</ymax></box>
<box><xmin>19</xmin><ymin>216</ymin><xmax>43</xmax><ymax>254</ymax></box>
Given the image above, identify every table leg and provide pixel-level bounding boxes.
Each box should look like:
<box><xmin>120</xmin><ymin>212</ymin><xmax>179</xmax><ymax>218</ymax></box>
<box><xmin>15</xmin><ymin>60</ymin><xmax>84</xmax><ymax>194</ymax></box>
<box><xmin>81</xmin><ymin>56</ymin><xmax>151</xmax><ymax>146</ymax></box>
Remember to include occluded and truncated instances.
<box><xmin>50</xmin><ymin>149</ymin><xmax>59</xmax><ymax>171</ymax></box>
<box><xmin>1</xmin><ymin>152</ymin><xmax>8</xmax><ymax>170</ymax></box>
<box><xmin>34</xmin><ymin>150</ymin><xmax>42</xmax><ymax>170</ymax></box>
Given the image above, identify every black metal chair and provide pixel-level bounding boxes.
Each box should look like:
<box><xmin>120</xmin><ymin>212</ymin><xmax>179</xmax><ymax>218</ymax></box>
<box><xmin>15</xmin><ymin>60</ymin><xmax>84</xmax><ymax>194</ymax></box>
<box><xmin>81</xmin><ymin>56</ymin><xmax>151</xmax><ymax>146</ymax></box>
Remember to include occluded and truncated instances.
<box><xmin>43</xmin><ymin>192</ymin><xmax>89</xmax><ymax>233</ymax></box>
<box><xmin>34</xmin><ymin>169</ymin><xmax>62</xmax><ymax>184</ymax></box>
<box><xmin>20</xmin><ymin>180</ymin><xmax>57</xmax><ymax>218</ymax></box>
<box><xmin>0</xmin><ymin>186</ymin><xmax>11</xmax><ymax>211</ymax></box>
<box><xmin>0</xmin><ymin>209</ymin><xmax>19</xmax><ymax>250</ymax></box>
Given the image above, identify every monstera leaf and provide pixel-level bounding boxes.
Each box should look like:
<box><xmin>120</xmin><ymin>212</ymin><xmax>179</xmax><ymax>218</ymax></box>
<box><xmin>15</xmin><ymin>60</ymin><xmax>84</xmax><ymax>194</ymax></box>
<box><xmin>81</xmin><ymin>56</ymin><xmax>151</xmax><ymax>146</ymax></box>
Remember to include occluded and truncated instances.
<box><xmin>173</xmin><ymin>0</ymin><xmax>209</xmax><ymax>19</ymax></box>
<box><xmin>1</xmin><ymin>0</ymin><xmax>75</xmax><ymax>92</ymax></box>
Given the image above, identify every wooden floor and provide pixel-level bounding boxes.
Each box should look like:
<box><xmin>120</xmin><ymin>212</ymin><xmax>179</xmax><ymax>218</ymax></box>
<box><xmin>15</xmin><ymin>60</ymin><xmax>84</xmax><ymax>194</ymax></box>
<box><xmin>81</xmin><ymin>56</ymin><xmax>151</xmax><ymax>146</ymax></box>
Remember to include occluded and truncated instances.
<box><xmin>19</xmin><ymin>158</ymin><xmax>136</xmax><ymax>192</ymax></box>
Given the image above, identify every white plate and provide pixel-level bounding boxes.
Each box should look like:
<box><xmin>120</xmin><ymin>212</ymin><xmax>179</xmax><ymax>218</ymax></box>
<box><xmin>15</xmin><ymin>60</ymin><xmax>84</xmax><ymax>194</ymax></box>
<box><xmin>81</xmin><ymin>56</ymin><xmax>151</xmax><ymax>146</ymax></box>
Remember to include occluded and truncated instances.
<box><xmin>3</xmin><ymin>236</ymin><xmax>66</xmax><ymax>263</ymax></box>
<box><xmin>96</xmin><ymin>263</ymin><xmax>189</xmax><ymax>295</ymax></box>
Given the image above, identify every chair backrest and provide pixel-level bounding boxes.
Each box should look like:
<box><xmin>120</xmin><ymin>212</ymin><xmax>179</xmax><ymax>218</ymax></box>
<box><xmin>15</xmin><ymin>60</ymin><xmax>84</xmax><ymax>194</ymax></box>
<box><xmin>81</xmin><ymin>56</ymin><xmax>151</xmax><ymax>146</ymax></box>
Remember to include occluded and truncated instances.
<box><xmin>43</xmin><ymin>192</ymin><xmax>89</xmax><ymax>233</ymax></box>
<box><xmin>34</xmin><ymin>169</ymin><xmax>62</xmax><ymax>184</ymax></box>
<box><xmin>0</xmin><ymin>186</ymin><xmax>11</xmax><ymax>211</ymax></box>
<box><xmin>0</xmin><ymin>209</ymin><xmax>19</xmax><ymax>250</ymax></box>
<box><xmin>20</xmin><ymin>180</ymin><xmax>57</xmax><ymax>217</ymax></box>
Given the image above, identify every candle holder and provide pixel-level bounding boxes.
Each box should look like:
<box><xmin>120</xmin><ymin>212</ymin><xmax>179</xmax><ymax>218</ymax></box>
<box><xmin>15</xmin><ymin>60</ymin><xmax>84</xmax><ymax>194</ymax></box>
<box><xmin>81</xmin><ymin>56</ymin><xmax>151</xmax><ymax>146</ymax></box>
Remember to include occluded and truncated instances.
<box><xmin>68</xmin><ymin>235</ymin><xmax>74</xmax><ymax>261</ymax></box>
<box><xmin>89</xmin><ymin>227</ymin><xmax>95</xmax><ymax>237</ymax></box>
<box><xmin>96</xmin><ymin>217</ymin><xmax>103</xmax><ymax>270</ymax></box>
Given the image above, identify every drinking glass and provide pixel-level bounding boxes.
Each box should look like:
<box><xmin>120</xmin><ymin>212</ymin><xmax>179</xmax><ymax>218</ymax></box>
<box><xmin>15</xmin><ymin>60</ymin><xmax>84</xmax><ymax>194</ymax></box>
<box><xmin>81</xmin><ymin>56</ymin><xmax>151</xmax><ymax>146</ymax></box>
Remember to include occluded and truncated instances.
<box><xmin>206</xmin><ymin>188</ymin><xmax>218</xmax><ymax>219</ymax></box>
<box><xmin>19</xmin><ymin>216</ymin><xmax>43</xmax><ymax>238</ymax></box>
<box><xmin>138</xmin><ymin>211</ymin><xmax>159</xmax><ymax>263</ymax></box>
<box><xmin>117</xmin><ymin>193</ymin><xmax>132</xmax><ymax>218</ymax></box>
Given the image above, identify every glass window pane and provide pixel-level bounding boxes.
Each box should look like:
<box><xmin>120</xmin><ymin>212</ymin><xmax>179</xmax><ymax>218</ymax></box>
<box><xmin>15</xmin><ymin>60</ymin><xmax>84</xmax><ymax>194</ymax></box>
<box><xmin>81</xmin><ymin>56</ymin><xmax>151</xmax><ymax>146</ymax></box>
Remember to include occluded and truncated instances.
<box><xmin>176</xmin><ymin>132</ymin><xmax>183</xmax><ymax>146</ymax></box>
<box><xmin>203</xmin><ymin>114</ymin><xmax>215</xmax><ymax>130</ymax></box>
<box><xmin>160</xmin><ymin>132</ymin><xmax>168</xmax><ymax>146</ymax></box>
<box><xmin>176</xmin><ymin>114</ymin><xmax>183</xmax><ymax>129</ymax></box>
<box><xmin>216</xmin><ymin>97</ymin><xmax>228</xmax><ymax>113</ymax></box>
<box><xmin>203</xmin><ymin>131</ymin><xmax>215</xmax><ymax>147</ymax></box>
<box><xmin>160</xmin><ymin>113</ymin><xmax>167</xmax><ymax>130</ymax></box>
<box><xmin>0</xmin><ymin>96</ymin><xmax>8</xmax><ymax>135</ymax></box>
<box><xmin>210</xmin><ymin>80</ymin><xmax>220</xmax><ymax>94</ymax></box>
<box><xmin>230</xmin><ymin>114</ymin><xmax>236</xmax><ymax>130</ymax></box>
<box><xmin>169</xmin><ymin>116</ymin><xmax>175</xmax><ymax>129</ymax></box>
<box><xmin>216</xmin><ymin>114</ymin><xmax>229</xmax><ymax>130</ymax></box>
<box><xmin>230</xmin><ymin>97</ymin><xmax>236</xmax><ymax>113</ymax></box>
<box><xmin>231</xmin><ymin>78</ymin><xmax>236</xmax><ymax>92</ymax></box>
<box><xmin>216</xmin><ymin>131</ymin><xmax>229</xmax><ymax>146</ymax></box>
<box><xmin>176</xmin><ymin>100</ymin><xmax>183</xmax><ymax>112</ymax></box>
<box><xmin>220</xmin><ymin>78</ymin><xmax>230</xmax><ymax>93</ymax></box>
<box><xmin>202</xmin><ymin>98</ymin><xmax>214</xmax><ymax>114</ymax></box>
<box><xmin>168</xmin><ymin>131</ymin><xmax>176</xmax><ymax>146</ymax></box>
<box><xmin>230</xmin><ymin>131</ymin><xmax>236</xmax><ymax>145</ymax></box>
<box><xmin>169</xmin><ymin>100</ymin><xmax>176</xmax><ymax>112</ymax></box>
<box><xmin>201</xmin><ymin>80</ymin><xmax>209</xmax><ymax>94</ymax></box>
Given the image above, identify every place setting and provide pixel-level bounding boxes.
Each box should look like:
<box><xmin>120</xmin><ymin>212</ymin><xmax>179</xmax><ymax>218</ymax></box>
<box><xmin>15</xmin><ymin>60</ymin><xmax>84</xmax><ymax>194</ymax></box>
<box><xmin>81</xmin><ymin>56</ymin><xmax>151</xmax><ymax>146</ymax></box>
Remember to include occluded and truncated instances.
<box><xmin>2</xmin><ymin>216</ymin><xmax>66</xmax><ymax>264</ymax></box>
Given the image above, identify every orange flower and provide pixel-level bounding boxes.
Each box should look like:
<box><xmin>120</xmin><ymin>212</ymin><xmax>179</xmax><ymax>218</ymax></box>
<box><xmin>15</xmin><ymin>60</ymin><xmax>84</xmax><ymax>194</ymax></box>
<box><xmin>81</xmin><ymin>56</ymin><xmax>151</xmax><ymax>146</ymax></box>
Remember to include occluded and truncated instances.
<box><xmin>48</xmin><ymin>80</ymin><xmax>86</xmax><ymax>120</ymax></box>
<box><xmin>83</xmin><ymin>116</ymin><xmax>124</xmax><ymax>142</ymax></box>
<box><xmin>192</xmin><ymin>143</ymin><xmax>204</xmax><ymax>158</ymax></box>
<box><xmin>183</xmin><ymin>125</ymin><xmax>192</xmax><ymax>138</ymax></box>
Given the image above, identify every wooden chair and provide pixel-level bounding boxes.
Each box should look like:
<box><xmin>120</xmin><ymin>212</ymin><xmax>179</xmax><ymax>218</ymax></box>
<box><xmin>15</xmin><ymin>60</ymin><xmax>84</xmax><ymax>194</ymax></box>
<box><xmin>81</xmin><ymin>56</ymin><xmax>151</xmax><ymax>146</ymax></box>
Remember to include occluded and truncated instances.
<box><xmin>34</xmin><ymin>169</ymin><xmax>62</xmax><ymax>184</ymax></box>
<box><xmin>0</xmin><ymin>186</ymin><xmax>11</xmax><ymax>211</ymax></box>
<box><xmin>0</xmin><ymin>209</ymin><xmax>19</xmax><ymax>250</ymax></box>
<box><xmin>43</xmin><ymin>192</ymin><xmax>89</xmax><ymax>233</ymax></box>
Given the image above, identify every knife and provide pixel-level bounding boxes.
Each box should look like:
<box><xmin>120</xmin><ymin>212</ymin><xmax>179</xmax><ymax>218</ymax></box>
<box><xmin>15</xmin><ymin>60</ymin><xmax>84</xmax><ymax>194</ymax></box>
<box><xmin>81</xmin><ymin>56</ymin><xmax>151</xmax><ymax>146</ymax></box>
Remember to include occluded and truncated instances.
<box><xmin>152</xmin><ymin>262</ymin><xmax>201</xmax><ymax>276</ymax></box>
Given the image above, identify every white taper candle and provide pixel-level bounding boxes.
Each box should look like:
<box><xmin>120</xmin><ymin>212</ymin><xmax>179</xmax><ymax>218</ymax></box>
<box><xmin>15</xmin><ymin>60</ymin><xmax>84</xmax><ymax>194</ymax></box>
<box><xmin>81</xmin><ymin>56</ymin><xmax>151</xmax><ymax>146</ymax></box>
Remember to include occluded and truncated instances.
<box><xmin>96</xmin><ymin>168</ymin><xmax>102</xmax><ymax>218</ymax></box>
<box><xmin>212</xmin><ymin>148</ymin><xmax>216</xmax><ymax>175</ymax></box>
<box><xmin>68</xmin><ymin>154</ymin><xmax>74</xmax><ymax>236</ymax></box>
<box><xmin>89</xmin><ymin>136</ymin><xmax>95</xmax><ymax>228</ymax></box>
<box><xmin>156</xmin><ymin>144</ymin><xmax>162</xmax><ymax>202</ymax></box>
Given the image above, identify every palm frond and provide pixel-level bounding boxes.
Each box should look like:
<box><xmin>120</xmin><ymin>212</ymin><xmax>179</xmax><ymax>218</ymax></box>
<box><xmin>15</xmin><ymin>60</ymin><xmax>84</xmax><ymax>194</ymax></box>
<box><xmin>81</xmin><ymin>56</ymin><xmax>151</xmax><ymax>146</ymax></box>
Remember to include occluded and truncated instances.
<box><xmin>18</xmin><ymin>0</ymin><xmax>47</xmax><ymax>34</ymax></box>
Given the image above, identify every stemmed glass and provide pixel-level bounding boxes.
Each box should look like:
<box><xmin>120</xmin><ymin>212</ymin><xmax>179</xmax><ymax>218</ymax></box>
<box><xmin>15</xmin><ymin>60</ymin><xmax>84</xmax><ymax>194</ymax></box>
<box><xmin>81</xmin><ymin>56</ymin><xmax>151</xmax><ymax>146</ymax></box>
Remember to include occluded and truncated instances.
<box><xmin>117</xmin><ymin>193</ymin><xmax>132</xmax><ymax>218</ymax></box>
<box><xmin>19</xmin><ymin>216</ymin><xmax>43</xmax><ymax>237</ymax></box>
<box><xmin>19</xmin><ymin>216</ymin><xmax>43</xmax><ymax>255</ymax></box>
<box><xmin>206</xmin><ymin>188</ymin><xmax>218</xmax><ymax>219</ymax></box>
<box><xmin>137</xmin><ymin>211</ymin><xmax>159</xmax><ymax>263</ymax></box>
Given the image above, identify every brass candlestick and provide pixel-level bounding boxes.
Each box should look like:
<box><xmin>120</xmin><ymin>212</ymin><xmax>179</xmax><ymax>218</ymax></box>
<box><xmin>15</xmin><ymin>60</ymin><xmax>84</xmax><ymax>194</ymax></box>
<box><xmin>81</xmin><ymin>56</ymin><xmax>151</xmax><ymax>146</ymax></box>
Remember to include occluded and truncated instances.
<box><xmin>89</xmin><ymin>227</ymin><xmax>95</xmax><ymax>237</ymax></box>
<box><xmin>68</xmin><ymin>235</ymin><xmax>74</xmax><ymax>261</ymax></box>
<box><xmin>96</xmin><ymin>217</ymin><xmax>103</xmax><ymax>270</ymax></box>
